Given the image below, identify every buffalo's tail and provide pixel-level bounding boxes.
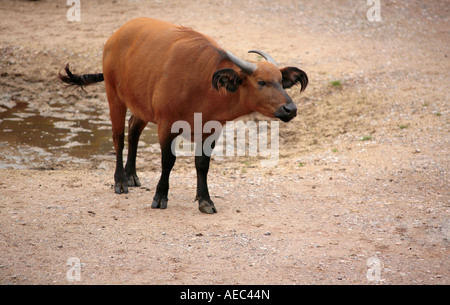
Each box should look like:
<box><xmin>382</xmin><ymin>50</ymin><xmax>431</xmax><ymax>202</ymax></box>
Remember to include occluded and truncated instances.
<box><xmin>58</xmin><ymin>63</ymin><xmax>104</xmax><ymax>91</ymax></box>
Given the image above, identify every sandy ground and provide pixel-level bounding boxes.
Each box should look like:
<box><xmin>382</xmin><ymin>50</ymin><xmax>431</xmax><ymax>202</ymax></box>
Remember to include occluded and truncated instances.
<box><xmin>0</xmin><ymin>0</ymin><xmax>449</xmax><ymax>284</ymax></box>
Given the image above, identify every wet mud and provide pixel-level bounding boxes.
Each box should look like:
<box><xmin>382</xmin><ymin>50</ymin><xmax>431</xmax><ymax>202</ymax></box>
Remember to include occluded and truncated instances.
<box><xmin>0</xmin><ymin>97</ymin><xmax>158</xmax><ymax>169</ymax></box>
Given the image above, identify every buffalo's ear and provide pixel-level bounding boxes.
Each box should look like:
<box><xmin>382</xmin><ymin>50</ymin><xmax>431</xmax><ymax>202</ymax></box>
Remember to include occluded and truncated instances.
<box><xmin>212</xmin><ymin>68</ymin><xmax>242</xmax><ymax>92</ymax></box>
<box><xmin>280</xmin><ymin>67</ymin><xmax>308</xmax><ymax>92</ymax></box>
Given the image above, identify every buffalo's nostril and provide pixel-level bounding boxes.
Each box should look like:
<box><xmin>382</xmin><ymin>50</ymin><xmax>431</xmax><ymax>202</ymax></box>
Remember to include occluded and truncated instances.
<box><xmin>275</xmin><ymin>103</ymin><xmax>297</xmax><ymax>122</ymax></box>
<box><xmin>284</xmin><ymin>103</ymin><xmax>297</xmax><ymax>117</ymax></box>
<box><xmin>282</xmin><ymin>105</ymin><xmax>291</xmax><ymax>114</ymax></box>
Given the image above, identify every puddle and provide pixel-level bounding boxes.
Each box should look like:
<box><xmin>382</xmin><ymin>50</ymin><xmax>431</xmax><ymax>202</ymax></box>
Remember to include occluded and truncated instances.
<box><xmin>0</xmin><ymin>98</ymin><xmax>159</xmax><ymax>169</ymax></box>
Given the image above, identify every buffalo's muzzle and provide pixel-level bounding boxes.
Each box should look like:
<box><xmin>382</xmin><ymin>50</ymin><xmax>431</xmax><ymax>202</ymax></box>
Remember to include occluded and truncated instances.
<box><xmin>275</xmin><ymin>102</ymin><xmax>297</xmax><ymax>122</ymax></box>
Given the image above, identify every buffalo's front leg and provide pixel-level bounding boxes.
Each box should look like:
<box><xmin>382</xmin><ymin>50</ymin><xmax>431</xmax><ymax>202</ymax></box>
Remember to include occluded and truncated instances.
<box><xmin>152</xmin><ymin>139</ymin><xmax>176</xmax><ymax>209</ymax></box>
<box><xmin>195</xmin><ymin>142</ymin><xmax>217</xmax><ymax>214</ymax></box>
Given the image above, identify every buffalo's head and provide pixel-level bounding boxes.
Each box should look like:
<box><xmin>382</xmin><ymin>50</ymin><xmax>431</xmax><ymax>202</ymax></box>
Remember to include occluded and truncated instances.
<box><xmin>213</xmin><ymin>50</ymin><xmax>308</xmax><ymax>122</ymax></box>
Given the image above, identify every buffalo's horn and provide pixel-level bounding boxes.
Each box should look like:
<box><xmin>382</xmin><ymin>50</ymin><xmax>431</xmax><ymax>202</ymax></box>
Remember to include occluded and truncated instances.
<box><xmin>248</xmin><ymin>50</ymin><xmax>278</xmax><ymax>65</ymax></box>
<box><xmin>226</xmin><ymin>51</ymin><xmax>257</xmax><ymax>75</ymax></box>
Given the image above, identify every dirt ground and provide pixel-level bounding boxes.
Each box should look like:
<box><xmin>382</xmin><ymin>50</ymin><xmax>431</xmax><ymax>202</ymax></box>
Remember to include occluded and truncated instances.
<box><xmin>0</xmin><ymin>0</ymin><xmax>449</xmax><ymax>285</ymax></box>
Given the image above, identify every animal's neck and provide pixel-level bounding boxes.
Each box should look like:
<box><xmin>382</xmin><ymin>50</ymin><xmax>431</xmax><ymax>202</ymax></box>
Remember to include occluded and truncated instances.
<box><xmin>213</xmin><ymin>91</ymin><xmax>252</xmax><ymax>124</ymax></box>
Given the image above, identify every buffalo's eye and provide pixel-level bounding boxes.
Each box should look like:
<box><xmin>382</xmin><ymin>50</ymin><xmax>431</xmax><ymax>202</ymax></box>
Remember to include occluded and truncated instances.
<box><xmin>258</xmin><ymin>81</ymin><xmax>267</xmax><ymax>87</ymax></box>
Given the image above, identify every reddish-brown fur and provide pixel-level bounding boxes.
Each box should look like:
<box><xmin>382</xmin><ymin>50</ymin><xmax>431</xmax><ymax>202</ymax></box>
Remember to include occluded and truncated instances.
<box><xmin>103</xmin><ymin>18</ymin><xmax>303</xmax><ymax>139</ymax></box>
<box><xmin>59</xmin><ymin>17</ymin><xmax>308</xmax><ymax>213</ymax></box>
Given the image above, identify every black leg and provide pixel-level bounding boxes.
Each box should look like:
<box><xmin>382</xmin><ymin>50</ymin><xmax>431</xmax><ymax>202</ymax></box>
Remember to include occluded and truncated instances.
<box><xmin>113</xmin><ymin>132</ymin><xmax>128</xmax><ymax>194</ymax></box>
<box><xmin>152</xmin><ymin>139</ymin><xmax>176</xmax><ymax>209</ymax></box>
<box><xmin>125</xmin><ymin>115</ymin><xmax>148</xmax><ymax>187</ymax></box>
<box><xmin>196</xmin><ymin>141</ymin><xmax>217</xmax><ymax>214</ymax></box>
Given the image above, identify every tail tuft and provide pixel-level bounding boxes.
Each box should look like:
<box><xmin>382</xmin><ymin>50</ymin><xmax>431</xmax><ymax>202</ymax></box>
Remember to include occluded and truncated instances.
<box><xmin>58</xmin><ymin>63</ymin><xmax>104</xmax><ymax>92</ymax></box>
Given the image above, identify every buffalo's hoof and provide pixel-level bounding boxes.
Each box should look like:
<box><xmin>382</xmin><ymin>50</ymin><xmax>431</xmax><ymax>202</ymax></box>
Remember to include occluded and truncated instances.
<box><xmin>151</xmin><ymin>196</ymin><xmax>168</xmax><ymax>209</ymax></box>
<box><xmin>114</xmin><ymin>181</ymin><xmax>129</xmax><ymax>194</ymax></box>
<box><xmin>198</xmin><ymin>199</ymin><xmax>217</xmax><ymax>214</ymax></box>
<box><xmin>127</xmin><ymin>174</ymin><xmax>141</xmax><ymax>187</ymax></box>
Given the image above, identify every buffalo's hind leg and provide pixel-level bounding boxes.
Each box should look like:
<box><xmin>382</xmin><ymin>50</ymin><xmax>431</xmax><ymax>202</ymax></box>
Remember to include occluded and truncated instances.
<box><xmin>110</xmin><ymin>103</ymin><xmax>128</xmax><ymax>194</ymax></box>
<box><xmin>125</xmin><ymin>115</ymin><xmax>148</xmax><ymax>187</ymax></box>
